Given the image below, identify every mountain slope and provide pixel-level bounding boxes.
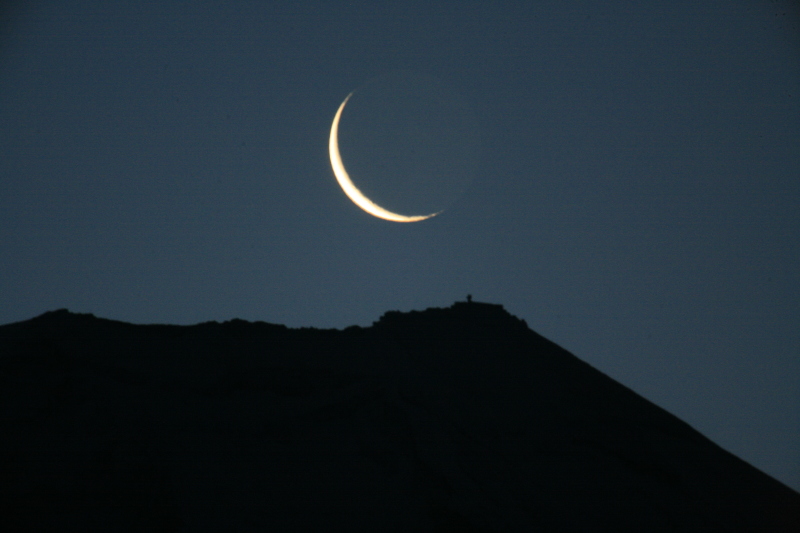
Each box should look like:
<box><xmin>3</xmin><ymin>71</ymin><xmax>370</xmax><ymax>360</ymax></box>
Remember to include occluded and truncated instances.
<box><xmin>1</xmin><ymin>302</ymin><xmax>798</xmax><ymax>531</ymax></box>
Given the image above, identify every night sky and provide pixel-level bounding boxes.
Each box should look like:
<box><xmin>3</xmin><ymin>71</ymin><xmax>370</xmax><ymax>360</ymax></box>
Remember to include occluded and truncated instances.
<box><xmin>1</xmin><ymin>1</ymin><xmax>798</xmax><ymax>491</ymax></box>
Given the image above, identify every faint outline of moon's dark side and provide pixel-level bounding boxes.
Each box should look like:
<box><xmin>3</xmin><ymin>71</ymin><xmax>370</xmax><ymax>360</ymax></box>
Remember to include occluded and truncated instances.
<box><xmin>337</xmin><ymin>71</ymin><xmax>481</xmax><ymax>216</ymax></box>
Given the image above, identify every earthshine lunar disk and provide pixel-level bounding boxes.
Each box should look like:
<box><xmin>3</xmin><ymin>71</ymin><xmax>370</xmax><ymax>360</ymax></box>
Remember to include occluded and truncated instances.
<box><xmin>329</xmin><ymin>93</ymin><xmax>439</xmax><ymax>222</ymax></box>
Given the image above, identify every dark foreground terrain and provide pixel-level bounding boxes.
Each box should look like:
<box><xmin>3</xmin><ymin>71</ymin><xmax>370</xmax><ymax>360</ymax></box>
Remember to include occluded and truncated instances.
<box><xmin>1</xmin><ymin>302</ymin><xmax>798</xmax><ymax>531</ymax></box>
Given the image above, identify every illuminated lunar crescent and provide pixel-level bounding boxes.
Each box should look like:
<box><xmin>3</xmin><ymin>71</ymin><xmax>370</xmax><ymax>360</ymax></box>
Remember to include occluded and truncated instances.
<box><xmin>328</xmin><ymin>93</ymin><xmax>439</xmax><ymax>222</ymax></box>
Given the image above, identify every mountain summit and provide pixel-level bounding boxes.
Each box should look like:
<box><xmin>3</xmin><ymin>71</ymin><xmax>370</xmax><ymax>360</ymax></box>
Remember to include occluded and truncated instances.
<box><xmin>1</xmin><ymin>302</ymin><xmax>798</xmax><ymax>531</ymax></box>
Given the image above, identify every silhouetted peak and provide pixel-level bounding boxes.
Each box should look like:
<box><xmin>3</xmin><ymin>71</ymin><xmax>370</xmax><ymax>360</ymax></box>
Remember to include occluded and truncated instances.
<box><xmin>375</xmin><ymin>300</ymin><xmax>527</xmax><ymax>330</ymax></box>
<box><xmin>369</xmin><ymin>301</ymin><xmax>535</xmax><ymax>358</ymax></box>
<box><xmin>37</xmin><ymin>308</ymin><xmax>90</xmax><ymax>320</ymax></box>
<box><xmin>11</xmin><ymin>308</ymin><xmax>102</xmax><ymax>330</ymax></box>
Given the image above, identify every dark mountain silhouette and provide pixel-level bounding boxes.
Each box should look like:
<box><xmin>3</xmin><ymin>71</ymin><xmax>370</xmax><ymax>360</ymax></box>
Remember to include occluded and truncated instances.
<box><xmin>1</xmin><ymin>301</ymin><xmax>798</xmax><ymax>531</ymax></box>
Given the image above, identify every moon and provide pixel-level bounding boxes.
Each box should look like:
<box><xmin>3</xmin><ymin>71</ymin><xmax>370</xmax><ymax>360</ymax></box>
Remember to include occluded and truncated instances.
<box><xmin>329</xmin><ymin>93</ymin><xmax>440</xmax><ymax>223</ymax></box>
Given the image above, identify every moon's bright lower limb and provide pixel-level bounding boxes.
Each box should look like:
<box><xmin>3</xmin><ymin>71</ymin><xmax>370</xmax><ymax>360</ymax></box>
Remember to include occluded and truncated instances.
<box><xmin>329</xmin><ymin>93</ymin><xmax>439</xmax><ymax>223</ymax></box>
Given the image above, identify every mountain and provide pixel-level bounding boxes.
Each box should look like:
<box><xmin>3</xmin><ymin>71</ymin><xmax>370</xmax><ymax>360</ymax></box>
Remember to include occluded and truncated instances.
<box><xmin>1</xmin><ymin>302</ymin><xmax>798</xmax><ymax>531</ymax></box>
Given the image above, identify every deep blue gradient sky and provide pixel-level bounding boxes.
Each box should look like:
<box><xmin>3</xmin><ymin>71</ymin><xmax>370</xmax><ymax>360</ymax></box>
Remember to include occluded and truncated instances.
<box><xmin>2</xmin><ymin>1</ymin><xmax>798</xmax><ymax>490</ymax></box>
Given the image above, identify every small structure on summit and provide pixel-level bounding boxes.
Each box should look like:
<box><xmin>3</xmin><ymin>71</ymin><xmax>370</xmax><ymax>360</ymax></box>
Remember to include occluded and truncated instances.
<box><xmin>466</xmin><ymin>294</ymin><xmax>472</xmax><ymax>303</ymax></box>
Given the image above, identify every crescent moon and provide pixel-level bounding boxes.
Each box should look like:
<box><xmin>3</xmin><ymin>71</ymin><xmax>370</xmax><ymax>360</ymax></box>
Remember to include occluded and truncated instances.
<box><xmin>329</xmin><ymin>93</ymin><xmax>439</xmax><ymax>223</ymax></box>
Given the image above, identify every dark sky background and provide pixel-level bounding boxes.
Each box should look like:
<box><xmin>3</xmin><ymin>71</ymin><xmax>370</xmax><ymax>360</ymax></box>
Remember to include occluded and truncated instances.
<box><xmin>1</xmin><ymin>1</ymin><xmax>798</xmax><ymax>491</ymax></box>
